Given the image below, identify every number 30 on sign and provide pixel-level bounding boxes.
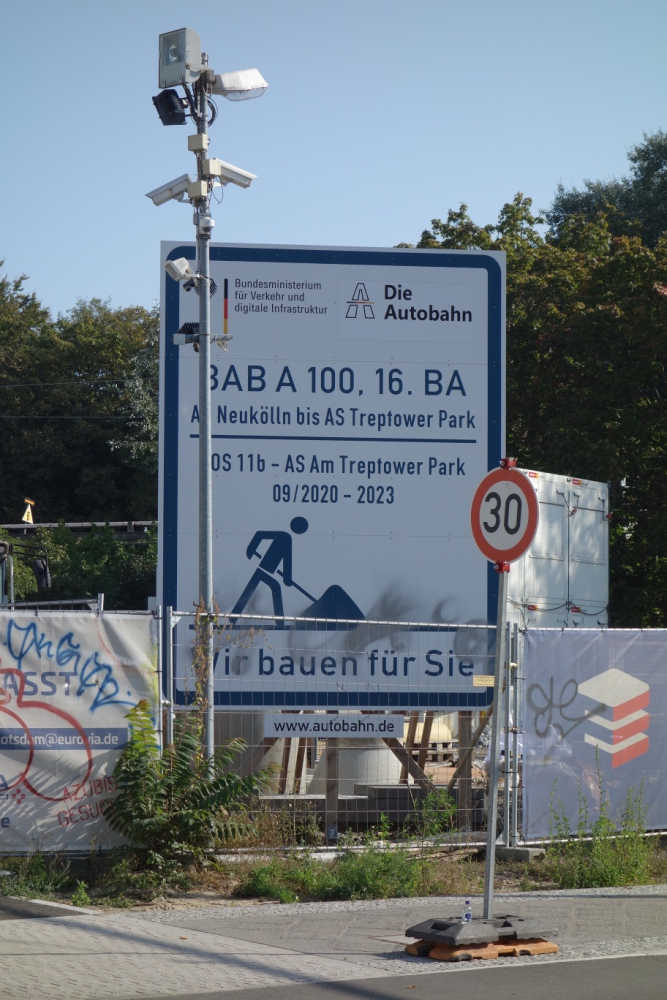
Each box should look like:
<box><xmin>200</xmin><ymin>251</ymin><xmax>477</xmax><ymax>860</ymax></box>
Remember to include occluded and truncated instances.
<box><xmin>470</xmin><ymin>464</ymin><xmax>539</xmax><ymax>564</ymax></box>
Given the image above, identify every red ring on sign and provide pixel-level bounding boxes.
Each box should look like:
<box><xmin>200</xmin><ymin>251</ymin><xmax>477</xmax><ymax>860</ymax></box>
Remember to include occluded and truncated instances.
<box><xmin>470</xmin><ymin>467</ymin><xmax>539</xmax><ymax>563</ymax></box>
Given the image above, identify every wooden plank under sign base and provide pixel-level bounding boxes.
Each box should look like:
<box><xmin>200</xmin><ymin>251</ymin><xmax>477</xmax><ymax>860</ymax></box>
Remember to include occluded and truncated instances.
<box><xmin>406</xmin><ymin>938</ymin><xmax>559</xmax><ymax>962</ymax></box>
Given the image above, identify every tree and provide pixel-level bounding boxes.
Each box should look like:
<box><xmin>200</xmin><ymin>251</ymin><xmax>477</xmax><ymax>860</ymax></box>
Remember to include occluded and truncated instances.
<box><xmin>0</xmin><ymin>523</ymin><xmax>157</xmax><ymax>610</ymax></box>
<box><xmin>0</xmin><ymin>275</ymin><xmax>158</xmax><ymax>524</ymax></box>
<box><xmin>401</xmin><ymin>189</ymin><xmax>667</xmax><ymax>626</ymax></box>
<box><xmin>548</xmin><ymin>131</ymin><xmax>667</xmax><ymax>248</ymax></box>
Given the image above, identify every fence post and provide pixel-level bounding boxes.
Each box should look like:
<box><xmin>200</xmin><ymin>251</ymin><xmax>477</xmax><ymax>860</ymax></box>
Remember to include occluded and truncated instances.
<box><xmin>325</xmin><ymin>739</ymin><xmax>339</xmax><ymax>844</ymax></box>
<box><xmin>155</xmin><ymin>605</ymin><xmax>163</xmax><ymax>750</ymax></box>
<box><xmin>457</xmin><ymin>711</ymin><xmax>473</xmax><ymax>832</ymax></box>
<box><xmin>165</xmin><ymin>605</ymin><xmax>174</xmax><ymax>746</ymax></box>
<box><xmin>510</xmin><ymin>623</ymin><xmax>520</xmax><ymax>847</ymax></box>
<box><xmin>502</xmin><ymin>621</ymin><xmax>511</xmax><ymax>847</ymax></box>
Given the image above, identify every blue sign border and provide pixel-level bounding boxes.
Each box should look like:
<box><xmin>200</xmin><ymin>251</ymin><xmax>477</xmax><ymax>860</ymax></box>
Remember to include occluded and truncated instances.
<box><xmin>161</xmin><ymin>246</ymin><xmax>503</xmax><ymax>706</ymax></box>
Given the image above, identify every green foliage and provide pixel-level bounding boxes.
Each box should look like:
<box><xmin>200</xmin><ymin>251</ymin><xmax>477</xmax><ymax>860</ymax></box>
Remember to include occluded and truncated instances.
<box><xmin>0</xmin><ymin>523</ymin><xmax>156</xmax><ymax>609</ymax></box>
<box><xmin>546</xmin><ymin>763</ymin><xmax>652</xmax><ymax>888</ymax></box>
<box><xmin>548</xmin><ymin>131</ymin><xmax>667</xmax><ymax>248</ymax></box>
<box><xmin>236</xmin><ymin>845</ymin><xmax>431</xmax><ymax>903</ymax></box>
<box><xmin>0</xmin><ymin>852</ymin><xmax>71</xmax><ymax>898</ymax></box>
<box><xmin>245</xmin><ymin>800</ymin><xmax>323</xmax><ymax>847</ymax></box>
<box><xmin>0</xmin><ymin>278</ymin><xmax>158</xmax><ymax>523</ymax></box>
<box><xmin>95</xmin><ymin>850</ymin><xmax>193</xmax><ymax>903</ymax></box>
<box><xmin>104</xmin><ymin>703</ymin><xmax>271</xmax><ymax>853</ymax></box>
<box><xmin>405</xmin><ymin>788</ymin><xmax>457</xmax><ymax>840</ymax></box>
<box><xmin>402</xmin><ymin>154</ymin><xmax>667</xmax><ymax>625</ymax></box>
<box><xmin>71</xmin><ymin>881</ymin><xmax>91</xmax><ymax>907</ymax></box>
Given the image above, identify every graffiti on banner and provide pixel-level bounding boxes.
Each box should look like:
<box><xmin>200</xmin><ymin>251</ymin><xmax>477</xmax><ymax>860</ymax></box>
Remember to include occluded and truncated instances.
<box><xmin>0</xmin><ymin>613</ymin><xmax>157</xmax><ymax>850</ymax></box>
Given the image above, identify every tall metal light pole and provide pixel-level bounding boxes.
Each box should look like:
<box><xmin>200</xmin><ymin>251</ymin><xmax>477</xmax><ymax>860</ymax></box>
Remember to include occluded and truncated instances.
<box><xmin>194</xmin><ymin>67</ymin><xmax>215</xmax><ymax>762</ymax></box>
<box><xmin>148</xmin><ymin>28</ymin><xmax>267</xmax><ymax>761</ymax></box>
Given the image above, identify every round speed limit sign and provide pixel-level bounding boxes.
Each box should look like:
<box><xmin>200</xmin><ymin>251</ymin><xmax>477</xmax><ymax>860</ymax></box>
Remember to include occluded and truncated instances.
<box><xmin>470</xmin><ymin>466</ymin><xmax>539</xmax><ymax>563</ymax></box>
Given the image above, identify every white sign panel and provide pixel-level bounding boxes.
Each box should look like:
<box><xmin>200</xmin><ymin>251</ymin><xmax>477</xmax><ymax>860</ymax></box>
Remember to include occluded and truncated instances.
<box><xmin>158</xmin><ymin>244</ymin><xmax>505</xmax><ymax>707</ymax></box>
<box><xmin>0</xmin><ymin>612</ymin><xmax>158</xmax><ymax>850</ymax></box>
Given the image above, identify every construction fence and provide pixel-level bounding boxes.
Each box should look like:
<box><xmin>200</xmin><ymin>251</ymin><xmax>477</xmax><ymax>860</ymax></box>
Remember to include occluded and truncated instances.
<box><xmin>1</xmin><ymin>606</ymin><xmax>665</xmax><ymax>851</ymax></box>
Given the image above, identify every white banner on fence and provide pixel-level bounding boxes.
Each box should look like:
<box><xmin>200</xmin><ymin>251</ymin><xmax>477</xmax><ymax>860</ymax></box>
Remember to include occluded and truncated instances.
<box><xmin>176</xmin><ymin>621</ymin><xmax>496</xmax><ymax>711</ymax></box>
<box><xmin>0</xmin><ymin>612</ymin><xmax>158</xmax><ymax>851</ymax></box>
<box><xmin>522</xmin><ymin>629</ymin><xmax>667</xmax><ymax>837</ymax></box>
<box><xmin>263</xmin><ymin>712</ymin><xmax>403</xmax><ymax>739</ymax></box>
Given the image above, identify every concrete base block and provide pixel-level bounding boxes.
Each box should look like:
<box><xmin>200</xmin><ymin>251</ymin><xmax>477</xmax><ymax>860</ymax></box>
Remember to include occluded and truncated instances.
<box><xmin>495</xmin><ymin>846</ymin><xmax>545</xmax><ymax>863</ymax></box>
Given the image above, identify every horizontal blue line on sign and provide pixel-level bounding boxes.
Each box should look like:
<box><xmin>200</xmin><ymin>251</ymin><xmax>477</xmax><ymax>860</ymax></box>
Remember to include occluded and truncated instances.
<box><xmin>190</xmin><ymin>434</ymin><xmax>477</xmax><ymax>445</ymax></box>
<box><xmin>173</xmin><ymin>691</ymin><xmax>494</xmax><ymax>708</ymax></box>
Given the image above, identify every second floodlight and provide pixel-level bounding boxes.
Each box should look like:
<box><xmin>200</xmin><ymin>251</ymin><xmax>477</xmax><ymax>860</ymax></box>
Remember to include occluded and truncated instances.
<box><xmin>212</xmin><ymin>68</ymin><xmax>268</xmax><ymax>101</ymax></box>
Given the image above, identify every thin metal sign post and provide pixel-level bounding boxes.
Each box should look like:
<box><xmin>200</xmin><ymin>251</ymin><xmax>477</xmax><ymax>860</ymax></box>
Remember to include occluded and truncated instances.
<box><xmin>483</xmin><ymin>562</ymin><xmax>509</xmax><ymax>918</ymax></box>
<box><xmin>470</xmin><ymin>457</ymin><xmax>540</xmax><ymax>920</ymax></box>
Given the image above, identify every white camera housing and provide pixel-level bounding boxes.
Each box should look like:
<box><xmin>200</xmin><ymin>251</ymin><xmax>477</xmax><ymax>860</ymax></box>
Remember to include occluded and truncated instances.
<box><xmin>202</xmin><ymin>158</ymin><xmax>256</xmax><ymax>188</ymax></box>
<box><xmin>159</xmin><ymin>28</ymin><xmax>202</xmax><ymax>88</ymax></box>
<box><xmin>165</xmin><ymin>258</ymin><xmax>197</xmax><ymax>282</ymax></box>
<box><xmin>212</xmin><ymin>68</ymin><xmax>268</xmax><ymax>101</ymax></box>
<box><xmin>145</xmin><ymin>174</ymin><xmax>192</xmax><ymax>206</ymax></box>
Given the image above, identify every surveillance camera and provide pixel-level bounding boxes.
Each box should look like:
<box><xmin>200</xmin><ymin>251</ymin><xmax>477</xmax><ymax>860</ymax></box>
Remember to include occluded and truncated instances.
<box><xmin>165</xmin><ymin>257</ymin><xmax>197</xmax><ymax>281</ymax></box>
<box><xmin>212</xmin><ymin>68</ymin><xmax>268</xmax><ymax>101</ymax></box>
<box><xmin>145</xmin><ymin>174</ymin><xmax>192</xmax><ymax>206</ymax></box>
<box><xmin>202</xmin><ymin>158</ymin><xmax>256</xmax><ymax>189</ymax></box>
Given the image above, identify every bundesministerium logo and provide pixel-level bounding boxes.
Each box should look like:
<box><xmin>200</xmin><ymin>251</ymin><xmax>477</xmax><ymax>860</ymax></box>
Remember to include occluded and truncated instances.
<box><xmin>345</xmin><ymin>282</ymin><xmax>375</xmax><ymax>320</ymax></box>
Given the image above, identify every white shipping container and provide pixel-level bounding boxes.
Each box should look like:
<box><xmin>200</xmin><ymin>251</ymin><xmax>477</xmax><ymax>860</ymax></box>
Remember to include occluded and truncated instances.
<box><xmin>508</xmin><ymin>470</ymin><xmax>609</xmax><ymax>629</ymax></box>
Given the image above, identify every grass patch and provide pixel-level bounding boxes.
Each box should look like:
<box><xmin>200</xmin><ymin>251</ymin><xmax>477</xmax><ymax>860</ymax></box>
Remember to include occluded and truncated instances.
<box><xmin>233</xmin><ymin>843</ymin><xmax>483</xmax><ymax>903</ymax></box>
<box><xmin>235</xmin><ymin>847</ymin><xmax>431</xmax><ymax>902</ymax></box>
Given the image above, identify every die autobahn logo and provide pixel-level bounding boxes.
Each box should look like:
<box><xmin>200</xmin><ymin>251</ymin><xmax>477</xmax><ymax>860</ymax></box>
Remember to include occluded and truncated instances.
<box><xmin>345</xmin><ymin>282</ymin><xmax>375</xmax><ymax>319</ymax></box>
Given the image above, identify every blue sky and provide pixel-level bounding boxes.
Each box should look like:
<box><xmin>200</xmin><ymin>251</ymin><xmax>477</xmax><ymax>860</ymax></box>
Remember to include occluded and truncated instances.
<box><xmin>3</xmin><ymin>0</ymin><xmax>666</xmax><ymax>316</ymax></box>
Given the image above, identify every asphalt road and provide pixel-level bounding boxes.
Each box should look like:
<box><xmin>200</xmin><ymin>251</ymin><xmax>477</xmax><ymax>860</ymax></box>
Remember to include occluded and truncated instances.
<box><xmin>141</xmin><ymin>955</ymin><xmax>667</xmax><ymax>1000</ymax></box>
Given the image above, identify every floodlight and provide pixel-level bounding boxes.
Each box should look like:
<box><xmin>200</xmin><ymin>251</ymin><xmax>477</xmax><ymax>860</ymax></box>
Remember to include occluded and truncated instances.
<box><xmin>158</xmin><ymin>27</ymin><xmax>202</xmax><ymax>88</ymax></box>
<box><xmin>165</xmin><ymin>258</ymin><xmax>197</xmax><ymax>281</ymax></box>
<box><xmin>145</xmin><ymin>174</ymin><xmax>191</xmax><ymax>206</ymax></box>
<box><xmin>212</xmin><ymin>68</ymin><xmax>268</xmax><ymax>101</ymax></box>
<box><xmin>152</xmin><ymin>89</ymin><xmax>187</xmax><ymax>126</ymax></box>
<box><xmin>202</xmin><ymin>158</ymin><xmax>256</xmax><ymax>188</ymax></box>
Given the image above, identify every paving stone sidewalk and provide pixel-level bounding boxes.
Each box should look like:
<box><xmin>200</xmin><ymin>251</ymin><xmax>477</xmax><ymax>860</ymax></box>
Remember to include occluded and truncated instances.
<box><xmin>1</xmin><ymin>886</ymin><xmax>667</xmax><ymax>1000</ymax></box>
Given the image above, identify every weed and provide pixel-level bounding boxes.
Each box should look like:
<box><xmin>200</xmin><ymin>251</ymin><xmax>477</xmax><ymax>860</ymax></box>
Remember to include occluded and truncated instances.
<box><xmin>0</xmin><ymin>852</ymin><xmax>71</xmax><ymax>899</ymax></box>
<box><xmin>95</xmin><ymin>850</ymin><xmax>193</xmax><ymax>902</ymax></box>
<box><xmin>235</xmin><ymin>844</ymin><xmax>432</xmax><ymax>903</ymax></box>
<box><xmin>545</xmin><ymin>755</ymin><xmax>653</xmax><ymax>888</ymax></box>
<box><xmin>405</xmin><ymin>789</ymin><xmax>457</xmax><ymax>841</ymax></box>
<box><xmin>240</xmin><ymin>800</ymin><xmax>322</xmax><ymax>847</ymax></box>
<box><xmin>71</xmin><ymin>881</ymin><xmax>91</xmax><ymax>907</ymax></box>
<box><xmin>104</xmin><ymin>703</ymin><xmax>272</xmax><ymax>853</ymax></box>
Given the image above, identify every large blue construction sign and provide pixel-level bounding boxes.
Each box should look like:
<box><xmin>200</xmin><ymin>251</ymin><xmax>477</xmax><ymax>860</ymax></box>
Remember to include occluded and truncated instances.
<box><xmin>157</xmin><ymin>243</ymin><xmax>505</xmax><ymax>705</ymax></box>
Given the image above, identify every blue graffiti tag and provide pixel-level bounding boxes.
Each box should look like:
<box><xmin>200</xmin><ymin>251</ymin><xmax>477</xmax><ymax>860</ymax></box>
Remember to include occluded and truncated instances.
<box><xmin>5</xmin><ymin>621</ymin><xmax>135</xmax><ymax>713</ymax></box>
<box><xmin>6</xmin><ymin>620</ymin><xmax>54</xmax><ymax>670</ymax></box>
<box><xmin>76</xmin><ymin>651</ymin><xmax>134</xmax><ymax>712</ymax></box>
